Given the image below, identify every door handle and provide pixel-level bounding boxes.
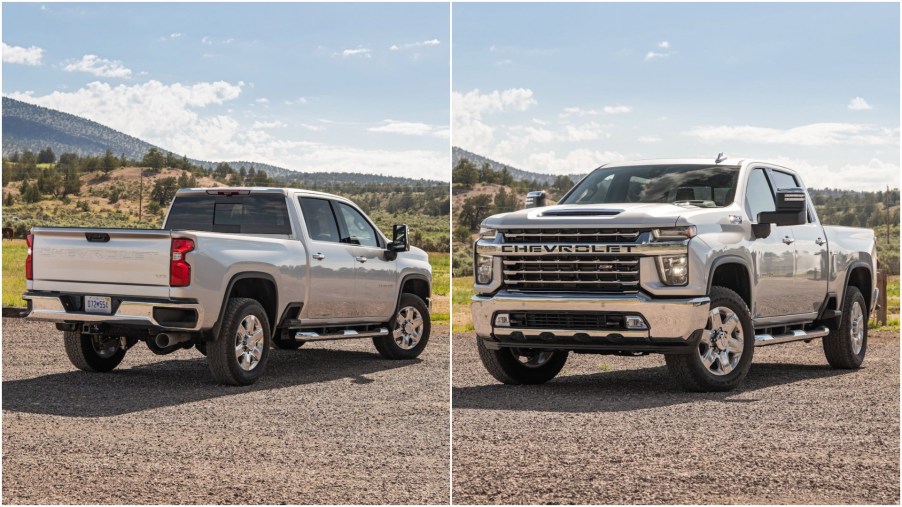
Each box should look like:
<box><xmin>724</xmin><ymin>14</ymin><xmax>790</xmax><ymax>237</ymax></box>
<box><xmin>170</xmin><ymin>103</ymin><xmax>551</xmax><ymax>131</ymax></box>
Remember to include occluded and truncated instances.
<box><xmin>782</xmin><ymin>236</ymin><xmax>795</xmax><ymax>245</ymax></box>
<box><xmin>312</xmin><ymin>253</ymin><xmax>325</xmax><ymax>261</ymax></box>
<box><xmin>355</xmin><ymin>256</ymin><xmax>368</xmax><ymax>263</ymax></box>
<box><xmin>815</xmin><ymin>238</ymin><xmax>826</xmax><ymax>246</ymax></box>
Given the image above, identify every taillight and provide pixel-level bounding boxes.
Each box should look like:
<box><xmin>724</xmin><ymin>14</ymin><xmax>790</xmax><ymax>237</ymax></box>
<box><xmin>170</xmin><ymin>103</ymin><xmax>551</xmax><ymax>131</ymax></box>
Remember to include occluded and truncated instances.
<box><xmin>25</xmin><ymin>233</ymin><xmax>34</xmax><ymax>280</ymax></box>
<box><xmin>170</xmin><ymin>238</ymin><xmax>194</xmax><ymax>287</ymax></box>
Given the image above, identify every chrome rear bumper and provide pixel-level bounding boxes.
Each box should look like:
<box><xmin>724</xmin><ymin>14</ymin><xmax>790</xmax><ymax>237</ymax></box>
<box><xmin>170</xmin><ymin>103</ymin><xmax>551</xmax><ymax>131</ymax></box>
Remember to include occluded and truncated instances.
<box><xmin>23</xmin><ymin>293</ymin><xmax>204</xmax><ymax>331</ymax></box>
<box><xmin>471</xmin><ymin>291</ymin><xmax>710</xmax><ymax>349</ymax></box>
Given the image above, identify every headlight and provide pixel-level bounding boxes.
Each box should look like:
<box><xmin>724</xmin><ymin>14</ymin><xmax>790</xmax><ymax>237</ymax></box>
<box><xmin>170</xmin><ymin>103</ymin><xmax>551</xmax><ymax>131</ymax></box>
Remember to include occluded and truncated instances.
<box><xmin>478</xmin><ymin>227</ymin><xmax>497</xmax><ymax>240</ymax></box>
<box><xmin>652</xmin><ymin>226</ymin><xmax>696</xmax><ymax>241</ymax></box>
<box><xmin>657</xmin><ymin>255</ymin><xmax>689</xmax><ymax>286</ymax></box>
<box><xmin>476</xmin><ymin>254</ymin><xmax>493</xmax><ymax>284</ymax></box>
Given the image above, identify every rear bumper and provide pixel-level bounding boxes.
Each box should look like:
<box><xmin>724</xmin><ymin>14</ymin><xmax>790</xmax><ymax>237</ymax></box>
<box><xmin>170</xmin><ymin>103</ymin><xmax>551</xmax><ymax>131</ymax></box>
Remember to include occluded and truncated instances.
<box><xmin>471</xmin><ymin>291</ymin><xmax>710</xmax><ymax>353</ymax></box>
<box><xmin>23</xmin><ymin>292</ymin><xmax>204</xmax><ymax>331</ymax></box>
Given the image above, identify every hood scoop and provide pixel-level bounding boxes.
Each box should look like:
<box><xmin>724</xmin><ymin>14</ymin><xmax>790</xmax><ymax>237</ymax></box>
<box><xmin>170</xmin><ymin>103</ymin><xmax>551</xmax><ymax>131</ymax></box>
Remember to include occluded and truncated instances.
<box><xmin>539</xmin><ymin>208</ymin><xmax>623</xmax><ymax>217</ymax></box>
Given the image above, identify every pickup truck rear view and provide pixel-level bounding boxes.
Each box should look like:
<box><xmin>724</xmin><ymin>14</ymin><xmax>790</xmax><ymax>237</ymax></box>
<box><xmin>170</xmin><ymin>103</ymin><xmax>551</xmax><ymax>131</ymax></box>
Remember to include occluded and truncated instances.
<box><xmin>24</xmin><ymin>188</ymin><xmax>432</xmax><ymax>385</ymax></box>
<box><xmin>472</xmin><ymin>157</ymin><xmax>877</xmax><ymax>392</ymax></box>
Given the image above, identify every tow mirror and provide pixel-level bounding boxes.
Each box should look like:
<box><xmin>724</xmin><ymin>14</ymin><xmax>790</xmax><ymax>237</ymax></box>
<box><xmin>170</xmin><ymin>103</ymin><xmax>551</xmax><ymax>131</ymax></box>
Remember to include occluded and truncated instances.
<box><xmin>525</xmin><ymin>191</ymin><xmax>546</xmax><ymax>208</ymax></box>
<box><xmin>389</xmin><ymin>224</ymin><xmax>410</xmax><ymax>252</ymax></box>
<box><xmin>758</xmin><ymin>188</ymin><xmax>807</xmax><ymax>227</ymax></box>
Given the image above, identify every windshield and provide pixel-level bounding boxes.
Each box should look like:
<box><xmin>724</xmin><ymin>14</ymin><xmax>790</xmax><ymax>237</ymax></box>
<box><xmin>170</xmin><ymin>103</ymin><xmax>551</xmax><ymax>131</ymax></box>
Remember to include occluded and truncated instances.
<box><xmin>560</xmin><ymin>164</ymin><xmax>740</xmax><ymax>208</ymax></box>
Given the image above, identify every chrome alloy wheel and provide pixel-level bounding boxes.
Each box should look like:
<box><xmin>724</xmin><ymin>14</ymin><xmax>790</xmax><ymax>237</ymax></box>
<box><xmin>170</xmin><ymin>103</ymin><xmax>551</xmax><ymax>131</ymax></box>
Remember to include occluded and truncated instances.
<box><xmin>234</xmin><ymin>315</ymin><xmax>265</xmax><ymax>371</ymax></box>
<box><xmin>510</xmin><ymin>349</ymin><xmax>555</xmax><ymax>368</ymax></box>
<box><xmin>850</xmin><ymin>300</ymin><xmax>864</xmax><ymax>355</ymax></box>
<box><xmin>92</xmin><ymin>336</ymin><xmax>120</xmax><ymax>359</ymax></box>
<box><xmin>699</xmin><ymin>306</ymin><xmax>744</xmax><ymax>376</ymax></box>
<box><xmin>394</xmin><ymin>306</ymin><xmax>424</xmax><ymax>350</ymax></box>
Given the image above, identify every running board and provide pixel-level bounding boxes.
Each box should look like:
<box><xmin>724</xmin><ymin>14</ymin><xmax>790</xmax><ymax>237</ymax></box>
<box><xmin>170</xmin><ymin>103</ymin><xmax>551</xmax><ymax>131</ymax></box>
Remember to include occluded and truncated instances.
<box><xmin>754</xmin><ymin>326</ymin><xmax>830</xmax><ymax>347</ymax></box>
<box><xmin>294</xmin><ymin>327</ymin><xmax>389</xmax><ymax>342</ymax></box>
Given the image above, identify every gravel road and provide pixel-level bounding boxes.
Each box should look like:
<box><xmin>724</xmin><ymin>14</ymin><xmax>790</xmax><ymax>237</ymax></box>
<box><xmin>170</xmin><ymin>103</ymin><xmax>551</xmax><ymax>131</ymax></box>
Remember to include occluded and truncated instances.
<box><xmin>3</xmin><ymin>319</ymin><xmax>450</xmax><ymax>504</ymax></box>
<box><xmin>452</xmin><ymin>331</ymin><xmax>899</xmax><ymax>504</ymax></box>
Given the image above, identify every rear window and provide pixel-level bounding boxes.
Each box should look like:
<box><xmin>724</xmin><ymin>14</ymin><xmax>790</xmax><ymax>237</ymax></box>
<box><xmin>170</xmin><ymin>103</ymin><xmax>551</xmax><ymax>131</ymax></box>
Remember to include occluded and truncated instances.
<box><xmin>165</xmin><ymin>194</ymin><xmax>292</xmax><ymax>234</ymax></box>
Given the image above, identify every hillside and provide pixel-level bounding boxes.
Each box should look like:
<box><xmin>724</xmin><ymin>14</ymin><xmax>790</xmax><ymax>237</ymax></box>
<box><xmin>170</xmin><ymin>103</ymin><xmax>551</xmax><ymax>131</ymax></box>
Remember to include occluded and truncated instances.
<box><xmin>3</xmin><ymin>97</ymin><xmax>442</xmax><ymax>187</ymax></box>
<box><xmin>452</xmin><ymin>146</ymin><xmax>587</xmax><ymax>184</ymax></box>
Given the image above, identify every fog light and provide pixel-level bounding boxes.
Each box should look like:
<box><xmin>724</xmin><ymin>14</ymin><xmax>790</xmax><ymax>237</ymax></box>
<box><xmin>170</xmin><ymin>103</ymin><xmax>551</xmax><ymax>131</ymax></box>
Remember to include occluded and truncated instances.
<box><xmin>657</xmin><ymin>255</ymin><xmax>689</xmax><ymax>286</ymax></box>
<box><xmin>625</xmin><ymin>316</ymin><xmax>647</xmax><ymax>330</ymax></box>
<box><xmin>476</xmin><ymin>254</ymin><xmax>493</xmax><ymax>285</ymax></box>
<box><xmin>494</xmin><ymin>313</ymin><xmax>510</xmax><ymax>327</ymax></box>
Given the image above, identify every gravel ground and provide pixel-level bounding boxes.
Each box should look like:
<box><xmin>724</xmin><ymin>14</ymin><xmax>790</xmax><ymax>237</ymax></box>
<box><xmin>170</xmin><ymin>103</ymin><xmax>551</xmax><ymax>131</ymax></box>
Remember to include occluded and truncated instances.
<box><xmin>452</xmin><ymin>330</ymin><xmax>900</xmax><ymax>504</ymax></box>
<box><xmin>3</xmin><ymin>319</ymin><xmax>450</xmax><ymax>504</ymax></box>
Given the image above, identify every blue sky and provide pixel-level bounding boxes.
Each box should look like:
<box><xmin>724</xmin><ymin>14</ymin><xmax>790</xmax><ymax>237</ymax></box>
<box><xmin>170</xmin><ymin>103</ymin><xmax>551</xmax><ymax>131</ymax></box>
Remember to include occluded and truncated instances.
<box><xmin>3</xmin><ymin>2</ymin><xmax>450</xmax><ymax>180</ymax></box>
<box><xmin>453</xmin><ymin>3</ymin><xmax>900</xmax><ymax>190</ymax></box>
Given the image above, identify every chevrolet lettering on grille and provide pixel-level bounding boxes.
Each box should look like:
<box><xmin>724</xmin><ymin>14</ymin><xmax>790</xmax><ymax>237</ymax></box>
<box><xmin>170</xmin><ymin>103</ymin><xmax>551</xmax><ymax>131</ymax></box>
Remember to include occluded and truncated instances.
<box><xmin>500</xmin><ymin>244</ymin><xmax>635</xmax><ymax>254</ymax></box>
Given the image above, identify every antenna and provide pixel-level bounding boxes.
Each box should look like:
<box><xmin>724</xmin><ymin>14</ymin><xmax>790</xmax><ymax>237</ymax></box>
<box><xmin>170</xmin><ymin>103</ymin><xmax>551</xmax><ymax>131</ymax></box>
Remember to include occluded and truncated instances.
<box><xmin>715</xmin><ymin>152</ymin><xmax>727</xmax><ymax>163</ymax></box>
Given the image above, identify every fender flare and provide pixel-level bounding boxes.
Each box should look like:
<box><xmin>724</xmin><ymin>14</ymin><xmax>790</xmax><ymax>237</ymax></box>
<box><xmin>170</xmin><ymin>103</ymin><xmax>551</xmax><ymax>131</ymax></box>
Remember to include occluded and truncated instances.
<box><xmin>395</xmin><ymin>273</ymin><xmax>431</xmax><ymax>311</ymax></box>
<box><xmin>840</xmin><ymin>261</ymin><xmax>874</xmax><ymax>310</ymax></box>
<box><xmin>211</xmin><ymin>271</ymin><xmax>279</xmax><ymax>340</ymax></box>
<box><xmin>707</xmin><ymin>255</ymin><xmax>754</xmax><ymax>295</ymax></box>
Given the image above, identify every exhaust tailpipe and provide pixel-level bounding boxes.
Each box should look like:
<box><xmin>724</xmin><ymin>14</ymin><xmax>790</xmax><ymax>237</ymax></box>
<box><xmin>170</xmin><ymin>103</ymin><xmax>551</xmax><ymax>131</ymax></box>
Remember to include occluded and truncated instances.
<box><xmin>154</xmin><ymin>332</ymin><xmax>192</xmax><ymax>349</ymax></box>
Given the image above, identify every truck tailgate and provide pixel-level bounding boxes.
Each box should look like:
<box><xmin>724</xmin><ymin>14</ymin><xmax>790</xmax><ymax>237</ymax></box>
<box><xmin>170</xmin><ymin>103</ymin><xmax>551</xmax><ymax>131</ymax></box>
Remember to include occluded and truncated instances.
<box><xmin>31</xmin><ymin>228</ymin><xmax>173</xmax><ymax>288</ymax></box>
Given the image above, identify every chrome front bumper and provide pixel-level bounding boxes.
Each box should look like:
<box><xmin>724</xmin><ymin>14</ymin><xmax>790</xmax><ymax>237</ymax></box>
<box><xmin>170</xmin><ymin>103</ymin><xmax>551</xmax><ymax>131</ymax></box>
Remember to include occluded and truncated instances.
<box><xmin>471</xmin><ymin>291</ymin><xmax>710</xmax><ymax>349</ymax></box>
<box><xmin>23</xmin><ymin>294</ymin><xmax>204</xmax><ymax>331</ymax></box>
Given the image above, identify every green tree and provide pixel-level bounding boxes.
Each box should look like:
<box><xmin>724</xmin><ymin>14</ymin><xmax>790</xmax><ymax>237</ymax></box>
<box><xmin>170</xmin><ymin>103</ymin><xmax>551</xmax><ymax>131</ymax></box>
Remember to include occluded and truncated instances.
<box><xmin>142</xmin><ymin>148</ymin><xmax>164</xmax><ymax>172</ymax></box>
<box><xmin>458</xmin><ymin>194</ymin><xmax>494</xmax><ymax>230</ymax></box>
<box><xmin>453</xmin><ymin>159</ymin><xmax>479</xmax><ymax>187</ymax></box>
<box><xmin>101</xmin><ymin>149</ymin><xmax>118</xmax><ymax>175</ymax></box>
<box><xmin>151</xmin><ymin>177</ymin><xmax>179</xmax><ymax>205</ymax></box>
<box><xmin>37</xmin><ymin>147</ymin><xmax>56</xmax><ymax>164</ymax></box>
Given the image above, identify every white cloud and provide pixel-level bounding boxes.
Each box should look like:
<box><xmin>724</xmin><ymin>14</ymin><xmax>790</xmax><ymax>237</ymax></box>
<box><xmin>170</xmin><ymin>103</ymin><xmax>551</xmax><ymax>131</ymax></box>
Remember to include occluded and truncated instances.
<box><xmin>63</xmin><ymin>54</ymin><xmax>132</xmax><ymax>78</ymax></box>
<box><xmin>767</xmin><ymin>156</ymin><xmax>899</xmax><ymax>191</ymax></box>
<box><xmin>252</xmin><ymin>120</ymin><xmax>285</xmax><ymax>129</ymax></box>
<box><xmin>452</xmin><ymin>88</ymin><xmax>537</xmax><ymax>152</ymax></box>
<box><xmin>201</xmin><ymin>36</ymin><xmax>213</xmax><ymax>45</ymax></box>
<box><xmin>683</xmin><ymin>122</ymin><xmax>899</xmax><ymax>146</ymax></box>
<box><xmin>8</xmin><ymin>80</ymin><xmax>448</xmax><ymax>180</ymax></box>
<box><xmin>222</xmin><ymin>38</ymin><xmax>235</xmax><ymax>44</ymax></box>
<box><xmin>645</xmin><ymin>41</ymin><xmax>673</xmax><ymax>61</ymax></box>
<box><xmin>638</xmin><ymin>135</ymin><xmax>661</xmax><ymax>143</ymax></box>
<box><xmin>368</xmin><ymin>120</ymin><xmax>446</xmax><ymax>138</ymax></box>
<box><xmin>602</xmin><ymin>104</ymin><xmax>631</xmax><ymax>114</ymax></box>
<box><xmin>170</xmin><ymin>33</ymin><xmax>182</xmax><ymax>39</ymax></box>
<box><xmin>658</xmin><ymin>41</ymin><xmax>670</xmax><ymax>49</ymax></box>
<box><xmin>255</xmin><ymin>98</ymin><xmax>269</xmax><ymax>104</ymax></box>
<box><xmin>2</xmin><ymin>42</ymin><xmax>44</xmax><ymax>65</ymax></box>
<box><xmin>525</xmin><ymin>149</ymin><xmax>631</xmax><ymax>175</ymax></box>
<box><xmin>644</xmin><ymin>51</ymin><xmax>668</xmax><ymax>61</ymax></box>
<box><xmin>390</xmin><ymin>39</ymin><xmax>440</xmax><ymax>51</ymax></box>
<box><xmin>340</xmin><ymin>47</ymin><xmax>371</xmax><ymax>58</ymax></box>
<box><xmin>848</xmin><ymin>97</ymin><xmax>873</xmax><ymax>111</ymax></box>
<box><xmin>284</xmin><ymin>97</ymin><xmax>308</xmax><ymax>106</ymax></box>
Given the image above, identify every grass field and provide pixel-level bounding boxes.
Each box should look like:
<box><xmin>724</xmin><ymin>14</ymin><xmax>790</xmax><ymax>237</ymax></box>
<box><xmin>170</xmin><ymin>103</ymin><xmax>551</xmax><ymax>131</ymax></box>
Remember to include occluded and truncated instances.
<box><xmin>2</xmin><ymin>239</ymin><xmax>27</xmax><ymax>307</ymax></box>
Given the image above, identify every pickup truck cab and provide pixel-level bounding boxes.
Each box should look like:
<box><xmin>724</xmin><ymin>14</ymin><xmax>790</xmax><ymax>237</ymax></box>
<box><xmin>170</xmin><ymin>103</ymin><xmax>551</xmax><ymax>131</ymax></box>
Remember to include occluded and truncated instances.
<box><xmin>24</xmin><ymin>187</ymin><xmax>432</xmax><ymax>385</ymax></box>
<box><xmin>472</xmin><ymin>157</ymin><xmax>877</xmax><ymax>391</ymax></box>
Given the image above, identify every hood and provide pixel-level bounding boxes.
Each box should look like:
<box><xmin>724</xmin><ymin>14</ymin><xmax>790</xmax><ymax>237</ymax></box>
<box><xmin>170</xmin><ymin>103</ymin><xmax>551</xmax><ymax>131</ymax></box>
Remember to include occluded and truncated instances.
<box><xmin>482</xmin><ymin>202</ymin><xmax>704</xmax><ymax>229</ymax></box>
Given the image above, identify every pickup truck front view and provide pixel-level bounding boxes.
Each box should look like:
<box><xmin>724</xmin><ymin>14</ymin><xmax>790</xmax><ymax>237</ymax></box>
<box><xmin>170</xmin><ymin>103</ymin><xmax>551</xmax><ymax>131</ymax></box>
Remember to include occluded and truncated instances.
<box><xmin>24</xmin><ymin>188</ymin><xmax>433</xmax><ymax>385</ymax></box>
<box><xmin>472</xmin><ymin>157</ymin><xmax>877</xmax><ymax>392</ymax></box>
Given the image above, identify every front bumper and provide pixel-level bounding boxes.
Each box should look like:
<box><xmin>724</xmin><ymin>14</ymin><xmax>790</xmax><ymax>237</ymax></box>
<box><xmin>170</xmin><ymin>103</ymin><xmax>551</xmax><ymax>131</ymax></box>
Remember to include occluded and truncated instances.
<box><xmin>472</xmin><ymin>291</ymin><xmax>710</xmax><ymax>352</ymax></box>
<box><xmin>23</xmin><ymin>292</ymin><xmax>204</xmax><ymax>331</ymax></box>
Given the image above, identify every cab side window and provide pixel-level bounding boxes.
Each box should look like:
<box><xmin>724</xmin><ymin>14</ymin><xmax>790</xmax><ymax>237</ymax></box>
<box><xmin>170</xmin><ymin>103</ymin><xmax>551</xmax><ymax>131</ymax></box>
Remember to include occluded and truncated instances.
<box><xmin>299</xmin><ymin>197</ymin><xmax>341</xmax><ymax>243</ymax></box>
<box><xmin>745</xmin><ymin>168</ymin><xmax>776</xmax><ymax>223</ymax></box>
<box><xmin>336</xmin><ymin>202</ymin><xmax>380</xmax><ymax>248</ymax></box>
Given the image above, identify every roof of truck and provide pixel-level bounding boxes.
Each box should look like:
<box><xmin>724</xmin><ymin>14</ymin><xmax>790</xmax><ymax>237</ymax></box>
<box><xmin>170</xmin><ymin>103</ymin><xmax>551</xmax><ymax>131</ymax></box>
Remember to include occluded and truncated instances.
<box><xmin>175</xmin><ymin>187</ymin><xmax>344</xmax><ymax>200</ymax></box>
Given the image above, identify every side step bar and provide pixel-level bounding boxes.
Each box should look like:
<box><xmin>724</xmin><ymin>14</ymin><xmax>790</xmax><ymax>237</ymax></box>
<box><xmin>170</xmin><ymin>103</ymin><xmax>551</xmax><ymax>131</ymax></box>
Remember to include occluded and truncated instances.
<box><xmin>294</xmin><ymin>327</ymin><xmax>389</xmax><ymax>342</ymax></box>
<box><xmin>754</xmin><ymin>326</ymin><xmax>830</xmax><ymax>347</ymax></box>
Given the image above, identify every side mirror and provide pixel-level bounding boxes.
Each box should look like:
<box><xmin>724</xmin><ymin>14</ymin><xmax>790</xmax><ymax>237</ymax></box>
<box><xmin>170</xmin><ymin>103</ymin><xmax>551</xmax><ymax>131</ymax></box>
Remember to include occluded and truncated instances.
<box><xmin>757</xmin><ymin>188</ymin><xmax>807</xmax><ymax>227</ymax></box>
<box><xmin>389</xmin><ymin>224</ymin><xmax>410</xmax><ymax>252</ymax></box>
<box><xmin>525</xmin><ymin>191</ymin><xmax>546</xmax><ymax>208</ymax></box>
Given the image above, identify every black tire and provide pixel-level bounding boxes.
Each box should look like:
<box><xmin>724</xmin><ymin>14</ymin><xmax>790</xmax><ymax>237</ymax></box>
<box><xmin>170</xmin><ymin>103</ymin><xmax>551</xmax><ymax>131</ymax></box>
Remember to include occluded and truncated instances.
<box><xmin>665</xmin><ymin>286</ymin><xmax>755</xmax><ymax>392</ymax></box>
<box><xmin>207</xmin><ymin>298</ymin><xmax>271</xmax><ymax>386</ymax></box>
<box><xmin>823</xmin><ymin>286</ymin><xmax>868</xmax><ymax>369</ymax></box>
<box><xmin>195</xmin><ymin>341</ymin><xmax>207</xmax><ymax>356</ymax></box>
<box><xmin>63</xmin><ymin>331</ymin><xmax>126</xmax><ymax>372</ymax></box>
<box><xmin>272</xmin><ymin>335</ymin><xmax>305</xmax><ymax>350</ymax></box>
<box><xmin>373</xmin><ymin>293</ymin><xmax>430</xmax><ymax>359</ymax></box>
<box><xmin>477</xmin><ymin>339</ymin><xmax>568</xmax><ymax>385</ymax></box>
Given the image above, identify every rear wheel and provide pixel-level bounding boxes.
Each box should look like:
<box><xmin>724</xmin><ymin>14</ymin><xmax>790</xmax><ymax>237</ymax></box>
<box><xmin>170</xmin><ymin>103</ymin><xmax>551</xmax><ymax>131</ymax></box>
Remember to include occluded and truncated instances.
<box><xmin>665</xmin><ymin>286</ymin><xmax>755</xmax><ymax>392</ymax></box>
<box><xmin>207</xmin><ymin>298</ymin><xmax>271</xmax><ymax>386</ymax></box>
<box><xmin>63</xmin><ymin>331</ymin><xmax>126</xmax><ymax>372</ymax></box>
<box><xmin>373</xmin><ymin>293</ymin><xmax>430</xmax><ymax>359</ymax></box>
<box><xmin>477</xmin><ymin>339</ymin><xmax>568</xmax><ymax>385</ymax></box>
<box><xmin>823</xmin><ymin>286</ymin><xmax>868</xmax><ymax>369</ymax></box>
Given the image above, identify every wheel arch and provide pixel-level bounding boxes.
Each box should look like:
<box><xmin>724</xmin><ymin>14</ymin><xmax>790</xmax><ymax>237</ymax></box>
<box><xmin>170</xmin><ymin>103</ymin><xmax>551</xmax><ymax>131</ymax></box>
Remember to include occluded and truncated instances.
<box><xmin>707</xmin><ymin>257</ymin><xmax>753</xmax><ymax>310</ymax></box>
<box><xmin>214</xmin><ymin>272</ymin><xmax>279</xmax><ymax>339</ymax></box>
<box><xmin>843</xmin><ymin>262</ymin><xmax>873</xmax><ymax>311</ymax></box>
<box><xmin>397</xmin><ymin>274</ymin><xmax>431</xmax><ymax>310</ymax></box>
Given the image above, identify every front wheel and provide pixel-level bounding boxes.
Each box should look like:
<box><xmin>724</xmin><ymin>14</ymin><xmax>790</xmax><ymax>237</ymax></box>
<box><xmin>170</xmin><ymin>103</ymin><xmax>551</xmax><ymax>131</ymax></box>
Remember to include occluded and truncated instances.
<box><xmin>373</xmin><ymin>293</ymin><xmax>430</xmax><ymax>359</ymax></box>
<box><xmin>63</xmin><ymin>331</ymin><xmax>126</xmax><ymax>372</ymax></box>
<box><xmin>207</xmin><ymin>298</ymin><xmax>271</xmax><ymax>386</ymax></box>
<box><xmin>477</xmin><ymin>339</ymin><xmax>568</xmax><ymax>385</ymax></box>
<box><xmin>665</xmin><ymin>286</ymin><xmax>755</xmax><ymax>392</ymax></box>
<box><xmin>823</xmin><ymin>286</ymin><xmax>868</xmax><ymax>369</ymax></box>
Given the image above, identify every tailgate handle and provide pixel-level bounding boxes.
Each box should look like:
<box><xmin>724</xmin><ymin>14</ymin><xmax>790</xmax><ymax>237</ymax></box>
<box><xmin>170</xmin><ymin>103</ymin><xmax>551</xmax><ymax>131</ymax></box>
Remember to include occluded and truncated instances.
<box><xmin>85</xmin><ymin>232</ymin><xmax>111</xmax><ymax>243</ymax></box>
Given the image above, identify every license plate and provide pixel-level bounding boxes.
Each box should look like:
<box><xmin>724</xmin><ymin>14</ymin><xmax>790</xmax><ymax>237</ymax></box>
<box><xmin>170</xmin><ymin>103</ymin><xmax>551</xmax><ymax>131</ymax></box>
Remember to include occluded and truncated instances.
<box><xmin>84</xmin><ymin>296</ymin><xmax>112</xmax><ymax>314</ymax></box>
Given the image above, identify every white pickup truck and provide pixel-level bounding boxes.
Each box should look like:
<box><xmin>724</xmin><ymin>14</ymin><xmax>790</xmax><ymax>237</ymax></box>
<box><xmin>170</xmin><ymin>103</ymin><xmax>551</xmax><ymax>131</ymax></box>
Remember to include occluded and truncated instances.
<box><xmin>23</xmin><ymin>187</ymin><xmax>432</xmax><ymax>385</ymax></box>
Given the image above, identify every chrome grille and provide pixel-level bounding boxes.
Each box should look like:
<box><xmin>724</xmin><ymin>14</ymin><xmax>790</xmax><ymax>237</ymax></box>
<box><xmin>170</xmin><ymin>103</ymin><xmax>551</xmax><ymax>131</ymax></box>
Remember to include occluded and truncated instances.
<box><xmin>500</xmin><ymin>228</ymin><xmax>641</xmax><ymax>244</ymax></box>
<box><xmin>502</xmin><ymin>255</ymin><xmax>640</xmax><ymax>293</ymax></box>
